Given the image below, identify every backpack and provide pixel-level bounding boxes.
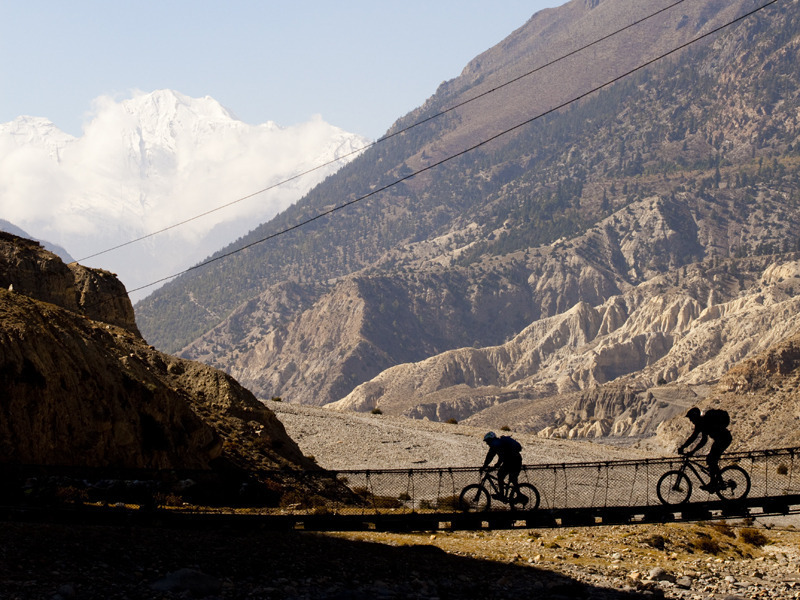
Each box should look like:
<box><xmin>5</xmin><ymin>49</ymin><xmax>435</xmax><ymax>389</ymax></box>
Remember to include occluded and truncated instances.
<box><xmin>500</xmin><ymin>435</ymin><xmax>523</xmax><ymax>453</ymax></box>
<box><xmin>704</xmin><ymin>408</ymin><xmax>730</xmax><ymax>430</ymax></box>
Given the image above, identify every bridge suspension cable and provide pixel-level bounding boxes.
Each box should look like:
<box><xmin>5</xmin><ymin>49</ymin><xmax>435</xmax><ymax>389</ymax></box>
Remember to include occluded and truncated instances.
<box><xmin>78</xmin><ymin>0</ymin><xmax>691</xmax><ymax>264</ymax></box>
<box><xmin>119</xmin><ymin>0</ymin><xmax>781</xmax><ymax>299</ymax></box>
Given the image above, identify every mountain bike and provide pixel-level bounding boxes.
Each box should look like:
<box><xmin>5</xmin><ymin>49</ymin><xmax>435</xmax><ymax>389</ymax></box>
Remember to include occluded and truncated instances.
<box><xmin>656</xmin><ymin>454</ymin><xmax>751</xmax><ymax>505</ymax></box>
<box><xmin>459</xmin><ymin>468</ymin><xmax>540</xmax><ymax>512</ymax></box>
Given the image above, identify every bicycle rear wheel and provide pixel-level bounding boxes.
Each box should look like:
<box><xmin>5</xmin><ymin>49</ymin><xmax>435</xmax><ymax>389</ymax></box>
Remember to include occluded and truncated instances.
<box><xmin>509</xmin><ymin>483</ymin><xmax>540</xmax><ymax>511</ymax></box>
<box><xmin>716</xmin><ymin>465</ymin><xmax>751</xmax><ymax>501</ymax></box>
<box><xmin>459</xmin><ymin>484</ymin><xmax>491</xmax><ymax>512</ymax></box>
<box><xmin>657</xmin><ymin>470</ymin><xmax>692</xmax><ymax>505</ymax></box>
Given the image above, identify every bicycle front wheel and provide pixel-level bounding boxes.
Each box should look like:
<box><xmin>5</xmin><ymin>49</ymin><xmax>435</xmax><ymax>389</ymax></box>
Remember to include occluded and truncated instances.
<box><xmin>716</xmin><ymin>465</ymin><xmax>751</xmax><ymax>501</ymax></box>
<box><xmin>459</xmin><ymin>484</ymin><xmax>491</xmax><ymax>512</ymax></box>
<box><xmin>657</xmin><ymin>470</ymin><xmax>692</xmax><ymax>505</ymax></box>
<box><xmin>509</xmin><ymin>483</ymin><xmax>540</xmax><ymax>511</ymax></box>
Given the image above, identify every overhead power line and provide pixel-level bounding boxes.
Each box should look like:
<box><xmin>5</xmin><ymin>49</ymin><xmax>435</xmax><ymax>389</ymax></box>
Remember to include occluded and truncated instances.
<box><xmin>122</xmin><ymin>0</ymin><xmax>781</xmax><ymax>300</ymax></box>
<box><xmin>77</xmin><ymin>0</ymin><xmax>689</xmax><ymax>263</ymax></box>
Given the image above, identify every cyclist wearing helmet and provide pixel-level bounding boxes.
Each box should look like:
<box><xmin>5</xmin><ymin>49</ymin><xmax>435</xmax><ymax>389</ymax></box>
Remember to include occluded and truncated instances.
<box><xmin>482</xmin><ymin>431</ymin><xmax>523</xmax><ymax>500</ymax></box>
<box><xmin>678</xmin><ymin>406</ymin><xmax>732</xmax><ymax>491</ymax></box>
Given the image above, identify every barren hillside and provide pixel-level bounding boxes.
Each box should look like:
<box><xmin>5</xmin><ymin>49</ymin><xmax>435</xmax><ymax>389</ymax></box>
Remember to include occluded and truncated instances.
<box><xmin>0</xmin><ymin>232</ymin><xmax>310</xmax><ymax>472</ymax></box>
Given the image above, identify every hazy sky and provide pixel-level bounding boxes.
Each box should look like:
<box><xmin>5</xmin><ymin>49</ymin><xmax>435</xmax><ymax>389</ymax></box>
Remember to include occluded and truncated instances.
<box><xmin>1</xmin><ymin>1</ymin><xmax>568</xmax><ymax>140</ymax></box>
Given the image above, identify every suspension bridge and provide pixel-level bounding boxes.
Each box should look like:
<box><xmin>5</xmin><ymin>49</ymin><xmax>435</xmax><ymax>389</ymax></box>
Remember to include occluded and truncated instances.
<box><xmin>2</xmin><ymin>447</ymin><xmax>799</xmax><ymax>533</ymax></box>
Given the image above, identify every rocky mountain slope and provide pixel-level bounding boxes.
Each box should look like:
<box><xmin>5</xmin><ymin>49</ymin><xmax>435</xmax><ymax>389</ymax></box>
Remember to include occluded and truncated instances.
<box><xmin>0</xmin><ymin>232</ymin><xmax>310</xmax><ymax>471</ymax></box>
<box><xmin>137</xmin><ymin>0</ymin><xmax>800</xmax><ymax>441</ymax></box>
<box><xmin>656</xmin><ymin>327</ymin><xmax>800</xmax><ymax>452</ymax></box>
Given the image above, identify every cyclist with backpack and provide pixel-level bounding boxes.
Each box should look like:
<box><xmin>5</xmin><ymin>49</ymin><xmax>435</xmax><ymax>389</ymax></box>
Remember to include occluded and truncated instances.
<box><xmin>482</xmin><ymin>431</ymin><xmax>523</xmax><ymax>500</ymax></box>
<box><xmin>678</xmin><ymin>407</ymin><xmax>732</xmax><ymax>491</ymax></box>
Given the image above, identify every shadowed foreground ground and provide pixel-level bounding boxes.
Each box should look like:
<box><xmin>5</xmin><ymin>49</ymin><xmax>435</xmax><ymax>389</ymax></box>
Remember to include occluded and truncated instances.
<box><xmin>0</xmin><ymin>521</ymin><xmax>661</xmax><ymax>599</ymax></box>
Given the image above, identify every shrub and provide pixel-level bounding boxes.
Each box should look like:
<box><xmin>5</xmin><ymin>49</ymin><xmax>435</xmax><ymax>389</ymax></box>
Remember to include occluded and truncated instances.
<box><xmin>545</xmin><ymin>541</ymin><xmax>561</xmax><ymax>549</ymax></box>
<box><xmin>437</xmin><ymin>495</ymin><xmax>461</xmax><ymax>511</ymax></box>
<box><xmin>446</xmin><ymin>418</ymin><xmax>458</xmax><ymax>425</ymax></box>
<box><xmin>500</xmin><ymin>425</ymin><xmax>511</xmax><ymax>431</ymax></box>
<box><xmin>371</xmin><ymin>408</ymin><xmax>383</xmax><ymax>415</ymax></box>
<box><xmin>279</xmin><ymin>488</ymin><xmax>328</xmax><ymax>510</ymax></box>
<box><xmin>644</xmin><ymin>534</ymin><xmax>667</xmax><ymax>550</ymax></box>
<box><xmin>351</xmin><ymin>486</ymin><xmax>401</xmax><ymax>508</ymax></box>
<box><xmin>371</xmin><ymin>495</ymin><xmax>403</xmax><ymax>508</ymax></box>
<box><xmin>55</xmin><ymin>486</ymin><xmax>88</xmax><ymax>504</ymax></box>
<box><xmin>153</xmin><ymin>492</ymin><xmax>183</xmax><ymax>507</ymax></box>
<box><xmin>739</xmin><ymin>528</ymin><xmax>769</xmax><ymax>547</ymax></box>
<box><xmin>693</xmin><ymin>536</ymin><xmax>722</xmax><ymax>555</ymax></box>
<box><xmin>709</xmin><ymin>521</ymin><xmax>736</xmax><ymax>538</ymax></box>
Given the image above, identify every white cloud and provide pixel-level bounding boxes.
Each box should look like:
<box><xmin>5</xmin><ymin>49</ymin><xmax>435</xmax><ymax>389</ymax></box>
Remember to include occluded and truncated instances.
<box><xmin>0</xmin><ymin>90</ymin><xmax>369</xmax><ymax>300</ymax></box>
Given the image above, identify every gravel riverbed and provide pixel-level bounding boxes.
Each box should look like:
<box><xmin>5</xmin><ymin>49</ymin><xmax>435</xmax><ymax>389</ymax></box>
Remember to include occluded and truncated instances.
<box><xmin>266</xmin><ymin>400</ymin><xmax>657</xmax><ymax>470</ymax></box>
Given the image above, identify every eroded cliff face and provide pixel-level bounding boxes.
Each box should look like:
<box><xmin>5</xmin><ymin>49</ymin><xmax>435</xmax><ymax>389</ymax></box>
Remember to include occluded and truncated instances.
<box><xmin>0</xmin><ymin>233</ymin><xmax>309</xmax><ymax>470</ymax></box>
<box><xmin>328</xmin><ymin>254</ymin><xmax>800</xmax><ymax>445</ymax></box>
<box><xmin>191</xmin><ymin>193</ymin><xmax>719</xmax><ymax>406</ymax></box>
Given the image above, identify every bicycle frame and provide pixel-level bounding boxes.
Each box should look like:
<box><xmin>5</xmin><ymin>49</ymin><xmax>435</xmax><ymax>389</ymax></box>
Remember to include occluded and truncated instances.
<box><xmin>479</xmin><ymin>469</ymin><xmax>508</xmax><ymax>499</ymax></box>
<box><xmin>677</xmin><ymin>455</ymin><xmax>713</xmax><ymax>485</ymax></box>
<box><xmin>481</xmin><ymin>469</ymin><xmax>519</xmax><ymax>504</ymax></box>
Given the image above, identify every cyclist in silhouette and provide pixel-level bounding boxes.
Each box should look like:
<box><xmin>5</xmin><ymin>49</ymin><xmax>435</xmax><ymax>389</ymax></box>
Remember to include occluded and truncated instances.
<box><xmin>482</xmin><ymin>431</ymin><xmax>522</xmax><ymax>500</ymax></box>
<box><xmin>678</xmin><ymin>407</ymin><xmax>732</xmax><ymax>491</ymax></box>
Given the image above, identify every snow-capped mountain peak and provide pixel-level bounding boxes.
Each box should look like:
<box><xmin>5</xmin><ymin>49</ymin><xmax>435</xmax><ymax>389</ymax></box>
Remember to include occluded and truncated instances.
<box><xmin>0</xmin><ymin>90</ymin><xmax>370</xmax><ymax>300</ymax></box>
<box><xmin>118</xmin><ymin>89</ymin><xmax>249</xmax><ymax>145</ymax></box>
<box><xmin>0</xmin><ymin>116</ymin><xmax>75</xmax><ymax>162</ymax></box>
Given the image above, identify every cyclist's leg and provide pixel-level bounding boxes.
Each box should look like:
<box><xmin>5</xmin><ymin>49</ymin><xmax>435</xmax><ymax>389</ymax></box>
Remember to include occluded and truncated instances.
<box><xmin>507</xmin><ymin>454</ymin><xmax>522</xmax><ymax>495</ymax></box>
<box><xmin>707</xmin><ymin>432</ymin><xmax>732</xmax><ymax>487</ymax></box>
<box><xmin>496</xmin><ymin>463</ymin><xmax>509</xmax><ymax>498</ymax></box>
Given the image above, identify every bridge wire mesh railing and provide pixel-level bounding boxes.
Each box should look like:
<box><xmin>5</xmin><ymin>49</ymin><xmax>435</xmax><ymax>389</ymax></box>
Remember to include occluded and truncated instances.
<box><xmin>2</xmin><ymin>448</ymin><xmax>799</xmax><ymax>516</ymax></box>
<box><xmin>270</xmin><ymin>447</ymin><xmax>800</xmax><ymax>515</ymax></box>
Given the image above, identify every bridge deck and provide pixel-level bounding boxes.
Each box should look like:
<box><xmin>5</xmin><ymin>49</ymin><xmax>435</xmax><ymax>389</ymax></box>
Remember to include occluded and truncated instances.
<box><xmin>3</xmin><ymin>493</ymin><xmax>800</xmax><ymax>532</ymax></box>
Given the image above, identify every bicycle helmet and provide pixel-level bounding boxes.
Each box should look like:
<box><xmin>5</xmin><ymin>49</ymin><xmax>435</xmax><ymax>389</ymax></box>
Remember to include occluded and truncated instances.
<box><xmin>686</xmin><ymin>407</ymin><xmax>701</xmax><ymax>420</ymax></box>
<box><xmin>483</xmin><ymin>431</ymin><xmax>497</xmax><ymax>442</ymax></box>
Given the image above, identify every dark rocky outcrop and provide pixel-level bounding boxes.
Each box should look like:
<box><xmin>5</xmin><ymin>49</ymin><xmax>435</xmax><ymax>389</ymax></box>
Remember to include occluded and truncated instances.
<box><xmin>0</xmin><ymin>232</ymin><xmax>310</xmax><ymax>471</ymax></box>
<box><xmin>0</xmin><ymin>232</ymin><xmax>139</xmax><ymax>335</ymax></box>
